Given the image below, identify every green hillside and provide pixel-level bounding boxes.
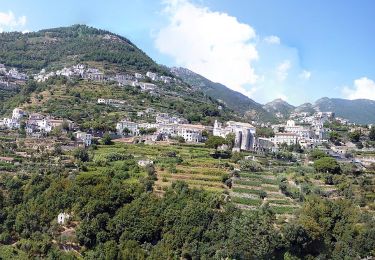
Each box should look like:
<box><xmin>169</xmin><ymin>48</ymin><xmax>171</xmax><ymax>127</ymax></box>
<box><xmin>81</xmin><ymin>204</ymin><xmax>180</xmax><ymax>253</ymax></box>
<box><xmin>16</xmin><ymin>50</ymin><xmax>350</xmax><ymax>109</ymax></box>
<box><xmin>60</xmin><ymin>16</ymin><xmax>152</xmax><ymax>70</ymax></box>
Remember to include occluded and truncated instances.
<box><xmin>0</xmin><ymin>25</ymin><xmax>241</xmax><ymax>125</ymax></box>
<box><xmin>0</xmin><ymin>24</ymin><xmax>168</xmax><ymax>74</ymax></box>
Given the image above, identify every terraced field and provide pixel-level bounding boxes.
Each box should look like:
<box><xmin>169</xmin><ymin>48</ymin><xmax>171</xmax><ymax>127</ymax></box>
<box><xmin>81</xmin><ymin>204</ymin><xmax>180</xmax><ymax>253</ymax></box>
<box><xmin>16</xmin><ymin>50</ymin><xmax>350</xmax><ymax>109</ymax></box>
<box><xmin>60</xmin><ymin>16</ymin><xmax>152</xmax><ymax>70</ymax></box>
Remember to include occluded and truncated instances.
<box><xmin>231</xmin><ymin>171</ymin><xmax>300</xmax><ymax>215</ymax></box>
<box><xmin>86</xmin><ymin>143</ymin><xmax>375</xmax><ymax>218</ymax></box>
<box><xmin>154</xmin><ymin>146</ymin><xmax>231</xmax><ymax>193</ymax></box>
<box><xmin>90</xmin><ymin>143</ymin><xmax>303</xmax><ymax>216</ymax></box>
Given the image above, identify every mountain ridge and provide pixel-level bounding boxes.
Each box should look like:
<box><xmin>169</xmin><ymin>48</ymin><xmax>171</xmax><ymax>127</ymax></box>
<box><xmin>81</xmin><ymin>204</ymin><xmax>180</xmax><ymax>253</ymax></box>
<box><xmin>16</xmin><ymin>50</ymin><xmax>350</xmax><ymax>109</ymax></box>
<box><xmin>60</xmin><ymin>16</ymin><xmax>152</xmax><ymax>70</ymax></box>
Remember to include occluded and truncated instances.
<box><xmin>264</xmin><ymin>97</ymin><xmax>375</xmax><ymax>124</ymax></box>
<box><xmin>170</xmin><ymin>67</ymin><xmax>276</xmax><ymax>122</ymax></box>
<box><xmin>263</xmin><ymin>98</ymin><xmax>295</xmax><ymax>118</ymax></box>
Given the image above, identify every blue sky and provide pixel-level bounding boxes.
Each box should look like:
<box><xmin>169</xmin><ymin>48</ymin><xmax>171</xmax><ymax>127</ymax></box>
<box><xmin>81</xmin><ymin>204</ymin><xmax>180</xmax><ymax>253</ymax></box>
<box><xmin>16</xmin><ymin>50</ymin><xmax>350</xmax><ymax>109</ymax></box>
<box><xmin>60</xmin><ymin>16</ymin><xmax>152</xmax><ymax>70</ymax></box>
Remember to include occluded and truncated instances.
<box><xmin>1</xmin><ymin>0</ymin><xmax>375</xmax><ymax>105</ymax></box>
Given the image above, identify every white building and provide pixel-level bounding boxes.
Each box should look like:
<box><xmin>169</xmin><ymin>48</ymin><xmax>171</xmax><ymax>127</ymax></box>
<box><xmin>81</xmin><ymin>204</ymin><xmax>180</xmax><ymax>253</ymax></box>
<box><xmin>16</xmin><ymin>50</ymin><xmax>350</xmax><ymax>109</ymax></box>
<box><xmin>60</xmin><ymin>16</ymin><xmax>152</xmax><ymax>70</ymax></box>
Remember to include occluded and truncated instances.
<box><xmin>3</xmin><ymin>118</ymin><xmax>20</xmax><ymax>129</ymax></box>
<box><xmin>146</xmin><ymin>71</ymin><xmax>158</xmax><ymax>81</ymax></box>
<box><xmin>57</xmin><ymin>213</ymin><xmax>70</xmax><ymax>225</ymax></box>
<box><xmin>140</xmin><ymin>82</ymin><xmax>157</xmax><ymax>91</ymax></box>
<box><xmin>97</xmin><ymin>98</ymin><xmax>106</xmax><ymax>104</ymax></box>
<box><xmin>284</xmin><ymin>120</ymin><xmax>313</xmax><ymax>139</ymax></box>
<box><xmin>176</xmin><ymin>124</ymin><xmax>205</xmax><ymax>142</ymax></box>
<box><xmin>12</xmin><ymin>108</ymin><xmax>26</xmax><ymax>120</ymax></box>
<box><xmin>97</xmin><ymin>98</ymin><xmax>126</xmax><ymax>106</ymax></box>
<box><xmin>116</xmin><ymin>118</ymin><xmax>207</xmax><ymax>143</ymax></box>
<box><xmin>116</xmin><ymin>120</ymin><xmax>140</xmax><ymax>135</ymax></box>
<box><xmin>2</xmin><ymin>108</ymin><xmax>27</xmax><ymax>129</ymax></box>
<box><xmin>74</xmin><ymin>131</ymin><xmax>92</xmax><ymax>146</ymax></box>
<box><xmin>156</xmin><ymin>113</ymin><xmax>188</xmax><ymax>124</ymax></box>
<box><xmin>270</xmin><ymin>133</ymin><xmax>299</xmax><ymax>146</ymax></box>
<box><xmin>134</xmin><ymin>73</ymin><xmax>144</xmax><ymax>79</ymax></box>
<box><xmin>160</xmin><ymin>75</ymin><xmax>173</xmax><ymax>84</ymax></box>
<box><xmin>213</xmin><ymin>120</ymin><xmax>256</xmax><ymax>151</ymax></box>
<box><xmin>7</xmin><ymin>68</ymin><xmax>28</xmax><ymax>80</ymax></box>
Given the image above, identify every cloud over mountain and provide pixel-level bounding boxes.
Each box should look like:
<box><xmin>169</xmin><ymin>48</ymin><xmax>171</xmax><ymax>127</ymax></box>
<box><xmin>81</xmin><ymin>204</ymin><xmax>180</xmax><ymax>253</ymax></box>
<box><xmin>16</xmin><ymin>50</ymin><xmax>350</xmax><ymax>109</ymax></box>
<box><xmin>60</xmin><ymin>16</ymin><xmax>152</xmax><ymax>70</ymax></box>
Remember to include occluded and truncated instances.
<box><xmin>343</xmin><ymin>77</ymin><xmax>375</xmax><ymax>100</ymax></box>
<box><xmin>155</xmin><ymin>0</ymin><xmax>258</xmax><ymax>97</ymax></box>
<box><xmin>155</xmin><ymin>0</ymin><xmax>315</xmax><ymax>105</ymax></box>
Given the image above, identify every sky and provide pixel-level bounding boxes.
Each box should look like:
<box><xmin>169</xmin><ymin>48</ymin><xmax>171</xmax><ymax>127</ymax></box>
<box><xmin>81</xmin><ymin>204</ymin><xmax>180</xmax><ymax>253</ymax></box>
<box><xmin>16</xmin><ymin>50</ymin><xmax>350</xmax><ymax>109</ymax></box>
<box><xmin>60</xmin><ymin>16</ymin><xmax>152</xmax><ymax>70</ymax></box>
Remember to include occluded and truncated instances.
<box><xmin>1</xmin><ymin>0</ymin><xmax>375</xmax><ymax>105</ymax></box>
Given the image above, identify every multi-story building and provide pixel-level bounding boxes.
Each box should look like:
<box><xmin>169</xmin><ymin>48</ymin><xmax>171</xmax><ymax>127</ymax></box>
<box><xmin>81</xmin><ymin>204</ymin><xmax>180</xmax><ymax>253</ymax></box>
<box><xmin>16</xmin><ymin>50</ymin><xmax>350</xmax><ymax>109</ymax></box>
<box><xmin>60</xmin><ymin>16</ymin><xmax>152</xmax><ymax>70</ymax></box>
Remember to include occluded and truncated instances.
<box><xmin>285</xmin><ymin>120</ymin><xmax>313</xmax><ymax>139</ymax></box>
<box><xmin>270</xmin><ymin>133</ymin><xmax>299</xmax><ymax>146</ymax></box>
<box><xmin>74</xmin><ymin>131</ymin><xmax>92</xmax><ymax>146</ymax></box>
<box><xmin>116</xmin><ymin>120</ymin><xmax>140</xmax><ymax>135</ymax></box>
<box><xmin>176</xmin><ymin>124</ymin><xmax>205</xmax><ymax>142</ymax></box>
<box><xmin>213</xmin><ymin>120</ymin><xmax>256</xmax><ymax>151</ymax></box>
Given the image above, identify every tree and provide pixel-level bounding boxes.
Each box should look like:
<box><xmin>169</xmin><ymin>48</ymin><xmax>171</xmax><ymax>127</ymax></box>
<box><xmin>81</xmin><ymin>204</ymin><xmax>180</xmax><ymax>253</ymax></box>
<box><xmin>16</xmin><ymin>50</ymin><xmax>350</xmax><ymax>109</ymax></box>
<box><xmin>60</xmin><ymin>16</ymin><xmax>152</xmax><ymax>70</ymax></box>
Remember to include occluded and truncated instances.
<box><xmin>61</xmin><ymin>120</ymin><xmax>70</xmax><ymax>131</ymax></box>
<box><xmin>329</xmin><ymin>131</ymin><xmax>341</xmax><ymax>145</ymax></box>
<box><xmin>122</xmin><ymin>127</ymin><xmax>130</xmax><ymax>136</ymax></box>
<box><xmin>226</xmin><ymin>210</ymin><xmax>281</xmax><ymax>259</ymax></box>
<box><xmin>73</xmin><ymin>147</ymin><xmax>89</xmax><ymax>162</ymax></box>
<box><xmin>239</xmin><ymin>160</ymin><xmax>263</xmax><ymax>172</ymax></box>
<box><xmin>256</xmin><ymin>127</ymin><xmax>275</xmax><ymax>138</ymax></box>
<box><xmin>348</xmin><ymin>130</ymin><xmax>361</xmax><ymax>143</ymax></box>
<box><xmin>139</xmin><ymin>128</ymin><xmax>147</xmax><ymax>135</ymax></box>
<box><xmin>225</xmin><ymin>133</ymin><xmax>235</xmax><ymax>148</ymax></box>
<box><xmin>18</xmin><ymin>121</ymin><xmax>26</xmax><ymax>137</ymax></box>
<box><xmin>314</xmin><ymin>157</ymin><xmax>341</xmax><ymax>174</ymax></box>
<box><xmin>205</xmin><ymin>136</ymin><xmax>226</xmax><ymax>149</ymax></box>
<box><xmin>309</xmin><ymin>149</ymin><xmax>329</xmax><ymax>161</ymax></box>
<box><xmin>102</xmin><ymin>133</ymin><xmax>112</xmax><ymax>145</ymax></box>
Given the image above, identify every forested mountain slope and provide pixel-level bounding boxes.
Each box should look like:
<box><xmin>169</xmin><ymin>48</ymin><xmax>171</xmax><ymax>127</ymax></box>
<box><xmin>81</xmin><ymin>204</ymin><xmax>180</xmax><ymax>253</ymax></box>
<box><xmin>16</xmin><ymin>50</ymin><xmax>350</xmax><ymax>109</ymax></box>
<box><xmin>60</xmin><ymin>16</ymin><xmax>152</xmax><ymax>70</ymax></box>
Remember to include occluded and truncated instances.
<box><xmin>171</xmin><ymin>67</ymin><xmax>276</xmax><ymax>122</ymax></box>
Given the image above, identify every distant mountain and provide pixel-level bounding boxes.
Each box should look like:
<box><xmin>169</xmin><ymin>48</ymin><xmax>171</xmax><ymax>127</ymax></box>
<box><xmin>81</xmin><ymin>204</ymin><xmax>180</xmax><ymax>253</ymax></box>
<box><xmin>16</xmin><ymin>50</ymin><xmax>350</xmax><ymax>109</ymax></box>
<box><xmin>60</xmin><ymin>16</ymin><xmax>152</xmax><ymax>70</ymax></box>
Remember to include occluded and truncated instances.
<box><xmin>171</xmin><ymin>67</ymin><xmax>276</xmax><ymax>122</ymax></box>
<box><xmin>263</xmin><ymin>99</ymin><xmax>295</xmax><ymax>118</ymax></box>
<box><xmin>294</xmin><ymin>103</ymin><xmax>316</xmax><ymax>114</ymax></box>
<box><xmin>315</xmin><ymin>97</ymin><xmax>375</xmax><ymax>124</ymax></box>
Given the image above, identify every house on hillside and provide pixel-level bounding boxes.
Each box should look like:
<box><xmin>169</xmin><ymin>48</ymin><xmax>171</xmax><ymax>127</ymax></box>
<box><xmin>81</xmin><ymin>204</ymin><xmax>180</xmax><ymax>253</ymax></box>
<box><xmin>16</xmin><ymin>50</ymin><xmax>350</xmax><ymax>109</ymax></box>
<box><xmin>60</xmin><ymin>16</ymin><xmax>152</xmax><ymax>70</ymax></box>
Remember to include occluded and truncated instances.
<box><xmin>57</xmin><ymin>213</ymin><xmax>70</xmax><ymax>225</ymax></box>
<box><xmin>74</xmin><ymin>131</ymin><xmax>92</xmax><ymax>146</ymax></box>
<box><xmin>146</xmin><ymin>71</ymin><xmax>158</xmax><ymax>81</ymax></box>
<box><xmin>116</xmin><ymin>120</ymin><xmax>139</xmax><ymax>136</ymax></box>
<box><xmin>140</xmin><ymin>82</ymin><xmax>156</xmax><ymax>91</ymax></box>
<box><xmin>134</xmin><ymin>73</ymin><xmax>144</xmax><ymax>79</ymax></box>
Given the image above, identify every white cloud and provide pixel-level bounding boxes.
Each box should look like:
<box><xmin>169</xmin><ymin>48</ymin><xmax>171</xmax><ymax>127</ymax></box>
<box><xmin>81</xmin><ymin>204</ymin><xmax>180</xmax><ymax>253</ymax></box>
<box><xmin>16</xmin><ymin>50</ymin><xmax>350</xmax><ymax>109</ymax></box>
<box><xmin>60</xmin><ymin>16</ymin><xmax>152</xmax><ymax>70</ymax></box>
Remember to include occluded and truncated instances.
<box><xmin>343</xmin><ymin>77</ymin><xmax>375</xmax><ymax>100</ymax></box>
<box><xmin>276</xmin><ymin>60</ymin><xmax>291</xmax><ymax>82</ymax></box>
<box><xmin>264</xmin><ymin>35</ymin><xmax>280</xmax><ymax>44</ymax></box>
<box><xmin>299</xmin><ymin>70</ymin><xmax>311</xmax><ymax>80</ymax></box>
<box><xmin>0</xmin><ymin>11</ymin><xmax>27</xmax><ymax>32</ymax></box>
<box><xmin>155</xmin><ymin>0</ymin><xmax>258</xmax><ymax>96</ymax></box>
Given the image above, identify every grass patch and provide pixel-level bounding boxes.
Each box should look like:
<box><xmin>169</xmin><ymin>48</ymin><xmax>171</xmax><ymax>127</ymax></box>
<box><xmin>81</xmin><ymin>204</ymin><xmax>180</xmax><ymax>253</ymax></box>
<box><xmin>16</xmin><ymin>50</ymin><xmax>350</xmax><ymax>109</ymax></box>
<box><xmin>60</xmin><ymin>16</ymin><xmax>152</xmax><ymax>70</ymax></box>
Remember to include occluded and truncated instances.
<box><xmin>235</xmin><ymin>180</ymin><xmax>262</xmax><ymax>187</ymax></box>
<box><xmin>232</xmin><ymin>197</ymin><xmax>262</xmax><ymax>206</ymax></box>
<box><xmin>270</xmin><ymin>206</ymin><xmax>296</xmax><ymax>214</ymax></box>
<box><xmin>233</xmin><ymin>187</ymin><xmax>266</xmax><ymax>196</ymax></box>
<box><xmin>267</xmin><ymin>199</ymin><xmax>293</xmax><ymax>205</ymax></box>
<box><xmin>263</xmin><ymin>185</ymin><xmax>280</xmax><ymax>192</ymax></box>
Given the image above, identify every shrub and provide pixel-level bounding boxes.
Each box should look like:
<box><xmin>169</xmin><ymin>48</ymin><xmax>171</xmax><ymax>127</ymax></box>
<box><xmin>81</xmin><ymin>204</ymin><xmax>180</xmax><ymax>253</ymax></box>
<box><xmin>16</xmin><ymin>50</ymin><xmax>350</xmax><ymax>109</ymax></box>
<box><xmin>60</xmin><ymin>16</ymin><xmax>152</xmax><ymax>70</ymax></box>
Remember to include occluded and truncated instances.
<box><xmin>314</xmin><ymin>157</ymin><xmax>341</xmax><ymax>174</ymax></box>
<box><xmin>239</xmin><ymin>160</ymin><xmax>263</xmax><ymax>172</ymax></box>
<box><xmin>102</xmin><ymin>132</ymin><xmax>112</xmax><ymax>145</ymax></box>
<box><xmin>73</xmin><ymin>147</ymin><xmax>89</xmax><ymax>162</ymax></box>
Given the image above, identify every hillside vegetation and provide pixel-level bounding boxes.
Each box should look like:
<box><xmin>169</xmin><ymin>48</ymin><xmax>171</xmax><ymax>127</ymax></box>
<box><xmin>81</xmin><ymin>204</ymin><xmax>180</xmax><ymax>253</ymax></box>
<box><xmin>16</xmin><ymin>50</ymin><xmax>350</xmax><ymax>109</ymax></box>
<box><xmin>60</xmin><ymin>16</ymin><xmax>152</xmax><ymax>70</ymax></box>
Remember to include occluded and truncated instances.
<box><xmin>171</xmin><ymin>67</ymin><xmax>276</xmax><ymax>122</ymax></box>
<box><xmin>0</xmin><ymin>25</ymin><xmax>167</xmax><ymax>74</ymax></box>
